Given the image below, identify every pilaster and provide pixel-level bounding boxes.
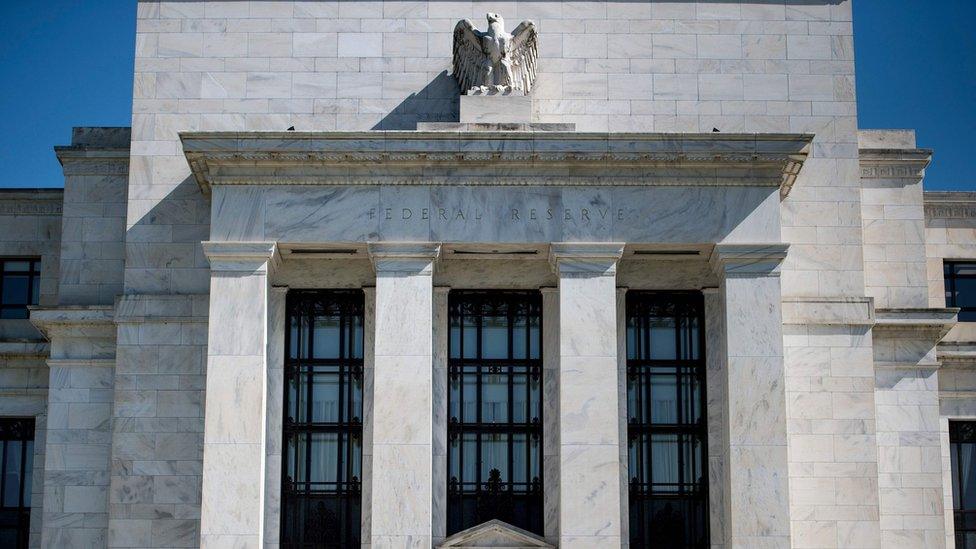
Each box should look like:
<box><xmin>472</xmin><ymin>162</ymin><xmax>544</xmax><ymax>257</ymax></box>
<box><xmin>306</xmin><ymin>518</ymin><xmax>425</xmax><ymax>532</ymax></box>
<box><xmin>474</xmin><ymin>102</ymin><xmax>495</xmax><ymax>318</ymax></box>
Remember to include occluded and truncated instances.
<box><xmin>366</xmin><ymin>242</ymin><xmax>440</xmax><ymax>547</ymax></box>
<box><xmin>540</xmin><ymin>286</ymin><xmax>559</xmax><ymax>545</ymax></box>
<box><xmin>199</xmin><ymin>241</ymin><xmax>279</xmax><ymax>548</ymax></box>
<box><xmin>549</xmin><ymin>242</ymin><xmax>625</xmax><ymax>548</ymax></box>
<box><xmin>711</xmin><ymin>243</ymin><xmax>791</xmax><ymax>548</ymax></box>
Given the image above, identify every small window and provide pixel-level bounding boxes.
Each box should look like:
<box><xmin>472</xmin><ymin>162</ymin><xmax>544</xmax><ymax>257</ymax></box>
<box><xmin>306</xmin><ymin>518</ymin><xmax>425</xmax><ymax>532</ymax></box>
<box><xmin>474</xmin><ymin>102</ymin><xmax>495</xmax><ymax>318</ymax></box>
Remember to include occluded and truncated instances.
<box><xmin>945</xmin><ymin>261</ymin><xmax>976</xmax><ymax>322</ymax></box>
<box><xmin>951</xmin><ymin>422</ymin><xmax>976</xmax><ymax>548</ymax></box>
<box><xmin>0</xmin><ymin>260</ymin><xmax>40</xmax><ymax>320</ymax></box>
<box><xmin>0</xmin><ymin>418</ymin><xmax>34</xmax><ymax>549</ymax></box>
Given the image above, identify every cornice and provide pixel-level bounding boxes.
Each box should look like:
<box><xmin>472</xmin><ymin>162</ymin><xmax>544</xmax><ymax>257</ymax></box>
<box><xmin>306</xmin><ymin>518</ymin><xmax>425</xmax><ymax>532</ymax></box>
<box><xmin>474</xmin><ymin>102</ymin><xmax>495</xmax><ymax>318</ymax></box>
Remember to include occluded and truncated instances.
<box><xmin>180</xmin><ymin>131</ymin><xmax>813</xmax><ymax>197</ymax></box>
<box><xmin>549</xmin><ymin>242</ymin><xmax>625</xmax><ymax>275</ymax></box>
<box><xmin>28</xmin><ymin>306</ymin><xmax>116</xmax><ymax>340</ymax></box>
<box><xmin>872</xmin><ymin>307</ymin><xmax>958</xmax><ymax>340</ymax></box>
<box><xmin>858</xmin><ymin>148</ymin><xmax>932</xmax><ymax>180</ymax></box>
<box><xmin>709</xmin><ymin>243</ymin><xmax>789</xmax><ymax>278</ymax></box>
<box><xmin>924</xmin><ymin>191</ymin><xmax>976</xmax><ymax>220</ymax></box>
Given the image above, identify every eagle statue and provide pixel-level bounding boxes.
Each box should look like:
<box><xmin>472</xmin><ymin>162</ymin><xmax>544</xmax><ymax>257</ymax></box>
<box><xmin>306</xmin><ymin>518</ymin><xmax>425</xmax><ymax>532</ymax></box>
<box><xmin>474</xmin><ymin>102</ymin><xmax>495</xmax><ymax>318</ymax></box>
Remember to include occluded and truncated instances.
<box><xmin>452</xmin><ymin>13</ymin><xmax>538</xmax><ymax>95</ymax></box>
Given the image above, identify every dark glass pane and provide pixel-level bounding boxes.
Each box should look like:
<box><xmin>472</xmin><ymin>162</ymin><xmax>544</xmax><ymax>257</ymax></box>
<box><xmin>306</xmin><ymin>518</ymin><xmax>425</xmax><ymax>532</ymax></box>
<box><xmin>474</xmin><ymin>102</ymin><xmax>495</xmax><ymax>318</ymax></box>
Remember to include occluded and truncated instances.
<box><xmin>30</xmin><ymin>276</ymin><xmax>39</xmax><ymax>306</ymax></box>
<box><xmin>2</xmin><ymin>276</ymin><xmax>29</xmax><ymax>305</ymax></box>
<box><xmin>482</xmin><ymin>374</ymin><xmax>508</xmax><ymax>423</ymax></box>
<box><xmin>956</xmin><ymin>263</ymin><xmax>976</xmax><ymax>276</ymax></box>
<box><xmin>528</xmin><ymin>316</ymin><xmax>540</xmax><ymax>360</ymax></box>
<box><xmin>649</xmin><ymin>374</ymin><xmax>677</xmax><ymax>424</ymax></box>
<box><xmin>309</xmin><ymin>433</ymin><xmax>339</xmax><ymax>484</ymax></box>
<box><xmin>350</xmin><ymin>315</ymin><xmax>363</xmax><ymax>359</ymax></box>
<box><xmin>512</xmin><ymin>316</ymin><xmax>527</xmax><ymax>359</ymax></box>
<box><xmin>312</xmin><ymin>316</ymin><xmax>340</xmax><ymax>358</ymax></box>
<box><xmin>22</xmin><ymin>441</ymin><xmax>32</xmax><ymax>508</ymax></box>
<box><xmin>481</xmin><ymin>433</ymin><xmax>508</xmax><ymax>481</ymax></box>
<box><xmin>3</xmin><ymin>441</ymin><xmax>22</xmax><ymax>507</ymax></box>
<box><xmin>482</xmin><ymin>315</ymin><xmax>507</xmax><ymax>359</ymax></box>
<box><xmin>3</xmin><ymin>262</ymin><xmax>29</xmax><ymax>273</ymax></box>
<box><xmin>649</xmin><ymin>317</ymin><xmax>676</xmax><ymax>360</ymax></box>
<box><xmin>462</xmin><ymin>316</ymin><xmax>477</xmax><ymax>359</ymax></box>
<box><xmin>962</xmin><ymin>442</ymin><xmax>976</xmax><ymax>509</ymax></box>
<box><xmin>311</xmin><ymin>373</ymin><xmax>340</xmax><ymax>423</ymax></box>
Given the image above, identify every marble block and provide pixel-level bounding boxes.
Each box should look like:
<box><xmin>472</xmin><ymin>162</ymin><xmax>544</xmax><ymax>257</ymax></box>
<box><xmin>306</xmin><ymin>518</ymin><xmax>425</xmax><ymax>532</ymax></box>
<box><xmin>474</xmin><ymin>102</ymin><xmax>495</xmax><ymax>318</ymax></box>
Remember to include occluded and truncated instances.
<box><xmin>460</xmin><ymin>95</ymin><xmax>532</xmax><ymax>124</ymax></box>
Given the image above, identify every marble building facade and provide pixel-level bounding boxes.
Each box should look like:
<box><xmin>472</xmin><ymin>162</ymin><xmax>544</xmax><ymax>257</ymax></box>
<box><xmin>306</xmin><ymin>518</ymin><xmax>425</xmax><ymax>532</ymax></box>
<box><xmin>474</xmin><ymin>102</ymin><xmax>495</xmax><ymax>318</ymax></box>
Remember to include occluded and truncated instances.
<box><xmin>2</xmin><ymin>1</ymin><xmax>976</xmax><ymax>548</ymax></box>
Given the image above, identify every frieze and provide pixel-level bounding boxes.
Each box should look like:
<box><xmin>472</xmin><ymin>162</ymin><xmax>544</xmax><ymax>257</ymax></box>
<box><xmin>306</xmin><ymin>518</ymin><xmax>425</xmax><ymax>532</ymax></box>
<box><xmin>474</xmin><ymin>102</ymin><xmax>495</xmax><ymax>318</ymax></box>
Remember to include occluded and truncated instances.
<box><xmin>367</xmin><ymin>205</ymin><xmax>628</xmax><ymax>223</ymax></box>
<box><xmin>0</xmin><ymin>201</ymin><xmax>63</xmax><ymax>216</ymax></box>
<box><xmin>925</xmin><ymin>204</ymin><xmax>976</xmax><ymax>219</ymax></box>
<box><xmin>859</xmin><ymin>165</ymin><xmax>923</xmax><ymax>179</ymax></box>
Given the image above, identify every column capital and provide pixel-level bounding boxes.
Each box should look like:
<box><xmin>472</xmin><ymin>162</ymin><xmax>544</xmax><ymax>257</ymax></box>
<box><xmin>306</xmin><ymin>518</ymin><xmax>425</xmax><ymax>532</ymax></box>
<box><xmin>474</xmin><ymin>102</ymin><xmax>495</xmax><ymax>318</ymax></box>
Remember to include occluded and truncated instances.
<box><xmin>202</xmin><ymin>241</ymin><xmax>280</xmax><ymax>273</ymax></box>
<box><xmin>549</xmin><ymin>242</ymin><xmax>625</xmax><ymax>275</ymax></box>
<box><xmin>367</xmin><ymin>242</ymin><xmax>441</xmax><ymax>274</ymax></box>
<box><xmin>710</xmin><ymin>243</ymin><xmax>789</xmax><ymax>278</ymax></box>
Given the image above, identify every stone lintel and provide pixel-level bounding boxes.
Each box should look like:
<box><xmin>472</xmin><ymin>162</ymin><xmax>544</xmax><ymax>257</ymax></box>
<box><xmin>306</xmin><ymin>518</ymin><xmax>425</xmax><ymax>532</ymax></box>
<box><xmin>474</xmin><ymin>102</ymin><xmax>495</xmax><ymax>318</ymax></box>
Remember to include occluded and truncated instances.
<box><xmin>202</xmin><ymin>241</ymin><xmax>280</xmax><ymax>273</ymax></box>
<box><xmin>548</xmin><ymin>242</ymin><xmax>625</xmax><ymax>275</ymax></box>
<box><xmin>709</xmin><ymin>243</ymin><xmax>789</xmax><ymax>278</ymax></box>
<box><xmin>937</xmin><ymin>341</ymin><xmax>976</xmax><ymax>368</ymax></box>
<box><xmin>367</xmin><ymin>242</ymin><xmax>442</xmax><ymax>274</ymax></box>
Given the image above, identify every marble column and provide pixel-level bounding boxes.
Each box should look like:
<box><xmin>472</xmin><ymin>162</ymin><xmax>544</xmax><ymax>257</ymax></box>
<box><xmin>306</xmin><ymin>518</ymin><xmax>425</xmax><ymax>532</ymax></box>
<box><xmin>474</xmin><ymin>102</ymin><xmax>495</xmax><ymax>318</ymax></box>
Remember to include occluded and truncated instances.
<box><xmin>199</xmin><ymin>241</ymin><xmax>279</xmax><ymax>548</ymax></box>
<box><xmin>550</xmin><ymin>243</ymin><xmax>625</xmax><ymax>548</ymax></box>
<box><xmin>710</xmin><ymin>243</ymin><xmax>791</xmax><ymax>548</ymax></box>
<box><xmin>367</xmin><ymin>242</ymin><xmax>440</xmax><ymax>548</ymax></box>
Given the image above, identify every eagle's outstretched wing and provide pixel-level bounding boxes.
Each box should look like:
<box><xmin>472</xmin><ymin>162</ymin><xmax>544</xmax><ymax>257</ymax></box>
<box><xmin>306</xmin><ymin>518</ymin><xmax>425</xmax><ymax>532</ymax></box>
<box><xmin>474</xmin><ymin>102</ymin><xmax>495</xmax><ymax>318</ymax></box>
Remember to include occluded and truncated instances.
<box><xmin>452</xmin><ymin>20</ymin><xmax>484</xmax><ymax>94</ymax></box>
<box><xmin>509</xmin><ymin>20</ymin><xmax>538</xmax><ymax>93</ymax></box>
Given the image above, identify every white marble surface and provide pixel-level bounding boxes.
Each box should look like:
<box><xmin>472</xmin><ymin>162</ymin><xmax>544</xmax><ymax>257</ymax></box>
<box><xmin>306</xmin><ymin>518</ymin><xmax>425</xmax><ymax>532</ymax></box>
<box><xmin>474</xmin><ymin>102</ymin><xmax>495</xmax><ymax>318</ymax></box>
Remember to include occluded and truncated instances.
<box><xmin>199</xmin><ymin>242</ymin><xmax>277</xmax><ymax>547</ymax></box>
<box><xmin>369</xmin><ymin>243</ymin><xmax>437</xmax><ymax>546</ymax></box>
<box><xmin>211</xmin><ymin>184</ymin><xmax>781</xmax><ymax>246</ymax></box>
<box><xmin>714</xmin><ymin>245</ymin><xmax>791</xmax><ymax>547</ymax></box>
<box><xmin>552</xmin><ymin>244</ymin><xmax>623</xmax><ymax>547</ymax></box>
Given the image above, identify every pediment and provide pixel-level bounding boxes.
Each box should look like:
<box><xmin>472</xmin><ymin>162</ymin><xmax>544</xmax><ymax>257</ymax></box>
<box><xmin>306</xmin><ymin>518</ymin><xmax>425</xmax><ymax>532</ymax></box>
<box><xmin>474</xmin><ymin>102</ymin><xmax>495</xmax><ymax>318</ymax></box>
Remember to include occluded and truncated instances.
<box><xmin>437</xmin><ymin>520</ymin><xmax>554</xmax><ymax>548</ymax></box>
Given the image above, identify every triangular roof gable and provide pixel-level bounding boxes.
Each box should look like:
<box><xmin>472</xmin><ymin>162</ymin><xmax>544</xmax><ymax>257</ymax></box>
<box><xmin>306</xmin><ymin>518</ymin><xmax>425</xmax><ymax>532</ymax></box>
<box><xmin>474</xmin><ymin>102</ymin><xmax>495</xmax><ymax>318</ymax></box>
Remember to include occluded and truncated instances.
<box><xmin>437</xmin><ymin>519</ymin><xmax>554</xmax><ymax>548</ymax></box>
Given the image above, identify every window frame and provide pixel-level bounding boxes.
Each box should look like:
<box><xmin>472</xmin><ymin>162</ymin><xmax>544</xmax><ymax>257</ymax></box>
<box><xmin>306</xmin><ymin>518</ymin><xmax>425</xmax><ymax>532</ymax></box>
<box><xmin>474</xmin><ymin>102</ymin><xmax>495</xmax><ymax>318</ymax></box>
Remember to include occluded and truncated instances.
<box><xmin>446</xmin><ymin>290</ymin><xmax>544</xmax><ymax>537</ymax></box>
<box><xmin>951</xmin><ymin>421</ymin><xmax>976</xmax><ymax>548</ymax></box>
<box><xmin>0</xmin><ymin>417</ymin><xmax>34</xmax><ymax>549</ymax></box>
<box><xmin>0</xmin><ymin>259</ymin><xmax>41</xmax><ymax>320</ymax></box>
<box><xmin>281</xmin><ymin>290</ymin><xmax>364</xmax><ymax>548</ymax></box>
<box><xmin>626</xmin><ymin>291</ymin><xmax>709</xmax><ymax>549</ymax></box>
<box><xmin>945</xmin><ymin>261</ymin><xmax>976</xmax><ymax>322</ymax></box>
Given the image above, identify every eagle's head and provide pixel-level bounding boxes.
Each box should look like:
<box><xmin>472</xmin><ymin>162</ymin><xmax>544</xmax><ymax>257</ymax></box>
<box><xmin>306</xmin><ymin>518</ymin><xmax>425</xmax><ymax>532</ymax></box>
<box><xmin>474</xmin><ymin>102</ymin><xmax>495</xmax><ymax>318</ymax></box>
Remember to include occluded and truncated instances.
<box><xmin>486</xmin><ymin>12</ymin><xmax>503</xmax><ymax>25</ymax></box>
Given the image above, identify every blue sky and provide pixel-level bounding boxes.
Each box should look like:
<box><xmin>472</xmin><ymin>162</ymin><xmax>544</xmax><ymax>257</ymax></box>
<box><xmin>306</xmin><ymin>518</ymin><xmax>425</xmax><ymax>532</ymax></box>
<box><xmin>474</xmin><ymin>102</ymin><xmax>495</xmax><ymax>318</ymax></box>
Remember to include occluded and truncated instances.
<box><xmin>1</xmin><ymin>1</ymin><xmax>973</xmax><ymax>190</ymax></box>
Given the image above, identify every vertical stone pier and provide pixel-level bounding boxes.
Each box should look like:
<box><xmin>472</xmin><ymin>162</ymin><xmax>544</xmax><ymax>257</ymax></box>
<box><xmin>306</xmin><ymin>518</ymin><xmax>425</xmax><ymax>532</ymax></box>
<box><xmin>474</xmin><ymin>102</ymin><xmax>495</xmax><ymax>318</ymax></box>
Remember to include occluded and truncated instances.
<box><xmin>199</xmin><ymin>241</ymin><xmax>278</xmax><ymax>547</ymax></box>
<box><xmin>711</xmin><ymin>243</ymin><xmax>791</xmax><ymax>548</ymax></box>
<box><xmin>367</xmin><ymin>243</ymin><xmax>440</xmax><ymax>547</ymax></box>
<box><xmin>550</xmin><ymin>243</ymin><xmax>625</xmax><ymax>548</ymax></box>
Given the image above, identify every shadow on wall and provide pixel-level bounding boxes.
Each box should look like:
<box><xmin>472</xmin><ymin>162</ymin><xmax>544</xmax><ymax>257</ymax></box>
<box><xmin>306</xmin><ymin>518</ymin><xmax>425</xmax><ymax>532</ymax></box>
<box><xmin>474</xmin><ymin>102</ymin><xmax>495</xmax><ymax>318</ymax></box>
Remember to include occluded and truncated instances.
<box><xmin>373</xmin><ymin>71</ymin><xmax>460</xmax><ymax>130</ymax></box>
<box><xmin>125</xmin><ymin>175</ymin><xmax>211</xmax><ymax>294</ymax></box>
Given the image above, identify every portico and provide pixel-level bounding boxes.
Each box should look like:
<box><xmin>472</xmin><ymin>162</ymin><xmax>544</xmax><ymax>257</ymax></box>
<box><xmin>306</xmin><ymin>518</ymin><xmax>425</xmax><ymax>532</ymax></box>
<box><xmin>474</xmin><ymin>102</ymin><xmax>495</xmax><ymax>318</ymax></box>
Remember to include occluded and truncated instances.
<box><xmin>184</xmin><ymin>129</ymin><xmax>807</xmax><ymax>547</ymax></box>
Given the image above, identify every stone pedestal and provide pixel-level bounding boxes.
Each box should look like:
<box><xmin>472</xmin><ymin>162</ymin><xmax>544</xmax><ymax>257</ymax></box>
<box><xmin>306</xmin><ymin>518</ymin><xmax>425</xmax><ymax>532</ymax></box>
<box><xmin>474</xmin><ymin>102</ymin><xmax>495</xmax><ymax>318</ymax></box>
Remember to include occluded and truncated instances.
<box><xmin>711</xmin><ymin>243</ymin><xmax>791</xmax><ymax>548</ymax></box>
<box><xmin>199</xmin><ymin>242</ymin><xmax>279</xmax><ymax>547</ymax></box>
<box><xmin>550</xmin><ymin>243</ymin><xmax>625</xmax><ymax>548</ymax></box>
<box><xmin>460</xmin><ymin>94</ymin><xmax>531</xmax><ymax>124</ymax></box>
<box><xmin>367</xmin><ymin>243</ymin><xmax>440</xmax><ymax>547</ymax></box>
